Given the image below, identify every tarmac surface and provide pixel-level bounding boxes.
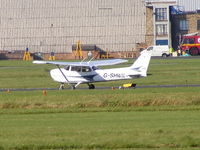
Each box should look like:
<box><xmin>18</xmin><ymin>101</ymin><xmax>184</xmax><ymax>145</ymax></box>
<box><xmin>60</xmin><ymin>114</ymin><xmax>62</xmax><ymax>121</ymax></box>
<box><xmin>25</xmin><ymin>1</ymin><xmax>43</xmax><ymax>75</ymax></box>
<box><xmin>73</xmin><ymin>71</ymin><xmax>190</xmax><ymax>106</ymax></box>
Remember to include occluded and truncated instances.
<box><xmin>1</xmin><ymin>84</ymin><xmax>200</xmax><ymax>92</ymax></box>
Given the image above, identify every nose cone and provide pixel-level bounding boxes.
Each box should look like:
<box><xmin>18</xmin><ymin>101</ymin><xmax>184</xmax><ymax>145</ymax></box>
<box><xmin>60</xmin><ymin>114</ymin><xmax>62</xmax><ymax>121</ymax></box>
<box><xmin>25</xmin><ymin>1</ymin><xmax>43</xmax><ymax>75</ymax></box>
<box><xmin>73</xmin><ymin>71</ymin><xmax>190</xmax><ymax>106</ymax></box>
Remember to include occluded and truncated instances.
<box><xmin>50</xmin><ymin>69</ymin><xmax>66</xmax><ymax>83</ymax></box>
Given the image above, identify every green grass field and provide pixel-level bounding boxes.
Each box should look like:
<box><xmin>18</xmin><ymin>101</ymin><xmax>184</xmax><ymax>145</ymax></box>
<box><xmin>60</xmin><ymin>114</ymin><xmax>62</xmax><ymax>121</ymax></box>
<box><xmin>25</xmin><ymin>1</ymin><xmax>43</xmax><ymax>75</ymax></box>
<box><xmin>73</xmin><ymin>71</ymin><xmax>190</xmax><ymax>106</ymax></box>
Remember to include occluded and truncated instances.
<box><xmin>1</xmin><ymin>58</ymin><xmax>200</xmax><ymax>150</ymax></box>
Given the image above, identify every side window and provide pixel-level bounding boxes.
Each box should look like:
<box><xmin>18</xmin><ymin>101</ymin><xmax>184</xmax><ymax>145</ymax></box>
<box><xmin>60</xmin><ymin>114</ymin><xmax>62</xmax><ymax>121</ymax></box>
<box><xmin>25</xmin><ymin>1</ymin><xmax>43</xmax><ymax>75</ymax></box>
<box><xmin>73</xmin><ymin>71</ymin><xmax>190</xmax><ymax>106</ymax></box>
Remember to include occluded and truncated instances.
<box><xmin>71</xmin><ymin>66</ymin><xmax>81</xmax><ymax>72</ymax></box>
<box><xmin>77</xmin><ymin>67</ymin><xmax>82</xmax><ymax>72</ymax></box>
<box><xmin>82</xmin><ymin>66</ymin><xmax>91</xmax><ymax>72</ymax></box>
<box><xmin>71</xmin><ymin>66</ymin><xmax>76</xmax><ymax>71</ymax></box>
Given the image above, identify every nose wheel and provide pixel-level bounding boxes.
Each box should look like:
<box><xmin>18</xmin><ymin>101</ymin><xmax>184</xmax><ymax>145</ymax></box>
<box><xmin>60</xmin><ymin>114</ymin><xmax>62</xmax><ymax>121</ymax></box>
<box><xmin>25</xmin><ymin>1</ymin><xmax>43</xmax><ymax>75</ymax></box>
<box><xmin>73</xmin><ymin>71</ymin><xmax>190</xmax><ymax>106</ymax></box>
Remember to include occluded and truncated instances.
<box><xmin>71</xmin><ymin>85</ymin><xmax>75</xmax><ymax>90</ymax></box>
<box><xmin>88</xmin><ymin>84</ymin><xmax>95</xmax><ymax>89</ymax></box>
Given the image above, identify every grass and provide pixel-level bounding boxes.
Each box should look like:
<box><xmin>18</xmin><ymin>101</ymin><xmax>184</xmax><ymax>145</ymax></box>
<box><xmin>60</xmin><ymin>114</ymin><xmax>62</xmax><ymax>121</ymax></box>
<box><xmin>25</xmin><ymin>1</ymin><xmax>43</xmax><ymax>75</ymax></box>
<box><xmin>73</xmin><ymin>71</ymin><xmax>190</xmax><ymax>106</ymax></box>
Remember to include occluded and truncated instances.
<box><xmin>1</xmin><ymin>58</ymin><xmax>200</xmax><ymax>149</ymax></box>
<box><xmin>1</xmin><ymin>87</ymin><xmax>200</xmax><ymax>111</ymax></box>
<box><xmin>1</xmin><ymin>58</ymin><xmax>200</xmax><ymax>88</ymax></box>
<box><xmin>1</xmin><ymin>111</ymin><xmax>200</xmax><ymax>150</ymax></box>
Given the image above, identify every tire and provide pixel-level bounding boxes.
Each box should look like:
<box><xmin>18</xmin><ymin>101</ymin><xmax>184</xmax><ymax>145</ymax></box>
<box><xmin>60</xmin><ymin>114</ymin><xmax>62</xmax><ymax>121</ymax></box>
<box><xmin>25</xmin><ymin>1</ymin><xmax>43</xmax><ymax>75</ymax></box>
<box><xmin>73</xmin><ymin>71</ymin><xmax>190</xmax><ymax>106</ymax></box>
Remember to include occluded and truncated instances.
<box><xmin>59</xmin><ymin>83</ymin><xmax>64</xmax><ymax>90</ymax></box>
<box><xmin>162</xmin><ymin>53</ymin><xmax>167</xmax><ymax>57</ymax></box>
<box><xmin>189</xmin><ymin>47</ymin><xmax>199</xmax><ymax>56</ymax></box>
<box><xmin>89</xmin><ymin>84</ymin><xmax>95</xmax><ymax>89</ymax></box>
<box><xmin>71</xmin><ymin>85</ymin><xmax>75</xmax><ymax>90</ymax></box>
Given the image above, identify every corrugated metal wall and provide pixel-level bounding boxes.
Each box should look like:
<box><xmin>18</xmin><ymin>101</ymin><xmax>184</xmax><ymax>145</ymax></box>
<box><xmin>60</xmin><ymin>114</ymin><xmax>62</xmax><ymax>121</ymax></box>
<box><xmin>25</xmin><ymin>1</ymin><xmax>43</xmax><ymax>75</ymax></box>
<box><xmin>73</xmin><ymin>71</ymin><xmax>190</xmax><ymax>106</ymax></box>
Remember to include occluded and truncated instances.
<box><xmin>177</xmin><ymin>0</ymin><xmax>200</xmax><ymax>12</ymax></box>
<box><xmin>0</xmin><ymin>0</ymin><xmax>146</xmax><ymax>53</ymax></box>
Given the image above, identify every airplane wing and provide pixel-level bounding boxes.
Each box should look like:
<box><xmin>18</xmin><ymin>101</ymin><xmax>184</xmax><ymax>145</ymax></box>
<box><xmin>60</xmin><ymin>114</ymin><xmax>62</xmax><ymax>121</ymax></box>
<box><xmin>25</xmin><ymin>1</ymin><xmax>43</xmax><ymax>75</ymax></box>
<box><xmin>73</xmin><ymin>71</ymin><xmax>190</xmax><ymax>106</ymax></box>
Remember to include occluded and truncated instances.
<box><xmin>33</xmin><ymin>59</ymin><xmax>128</xmax><ymax>67</ymax></box>
<box><xmin>85</xmin><ymin>59</ymin><xmax>128</xmax><ymax>66</ymax></box>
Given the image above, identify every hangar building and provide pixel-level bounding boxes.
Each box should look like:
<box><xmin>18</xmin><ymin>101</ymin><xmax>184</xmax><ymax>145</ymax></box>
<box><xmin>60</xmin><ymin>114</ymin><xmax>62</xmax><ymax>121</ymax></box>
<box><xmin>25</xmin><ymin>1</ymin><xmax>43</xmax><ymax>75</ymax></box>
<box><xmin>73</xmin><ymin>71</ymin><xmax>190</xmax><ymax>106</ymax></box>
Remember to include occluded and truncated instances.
<box><xmin>1</xmin><ymin>0</ymin><xmax>200</xmax><ymax>56</ymax></box>
<box><xmin>0</xmin><ymin>0</ymin><xmax>146</xmax><ymax>53</ymax></box>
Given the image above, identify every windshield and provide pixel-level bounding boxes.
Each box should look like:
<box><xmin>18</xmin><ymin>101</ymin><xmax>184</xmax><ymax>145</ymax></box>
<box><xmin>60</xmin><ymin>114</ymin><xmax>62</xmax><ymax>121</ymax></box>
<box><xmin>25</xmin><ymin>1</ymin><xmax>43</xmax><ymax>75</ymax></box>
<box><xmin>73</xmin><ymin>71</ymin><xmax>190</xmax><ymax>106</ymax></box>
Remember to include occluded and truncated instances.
<box><xmin>147</xmin><ymin>47</ymin><xmax>153</xmax><ymax>51</ymax></box>
<box><xmin>182</xmin><ymin>38</ymin><xmax>195</xmax><ymax>44</ymax></box>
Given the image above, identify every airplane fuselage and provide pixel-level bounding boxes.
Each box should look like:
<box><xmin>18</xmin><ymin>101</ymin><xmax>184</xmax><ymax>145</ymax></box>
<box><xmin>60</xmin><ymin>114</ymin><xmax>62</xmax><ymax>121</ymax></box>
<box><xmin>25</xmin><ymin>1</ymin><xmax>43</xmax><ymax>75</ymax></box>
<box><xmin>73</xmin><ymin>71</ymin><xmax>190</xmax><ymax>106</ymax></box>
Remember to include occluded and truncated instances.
<box><xmin>33</xmin><ymin>49</ymin><xmax>152</xmax><ymax>89</ymax></box>
<box><xmin>50</xmin><ymin>67</ymin><xmax>144</xmax><ymax>84</ymax></box>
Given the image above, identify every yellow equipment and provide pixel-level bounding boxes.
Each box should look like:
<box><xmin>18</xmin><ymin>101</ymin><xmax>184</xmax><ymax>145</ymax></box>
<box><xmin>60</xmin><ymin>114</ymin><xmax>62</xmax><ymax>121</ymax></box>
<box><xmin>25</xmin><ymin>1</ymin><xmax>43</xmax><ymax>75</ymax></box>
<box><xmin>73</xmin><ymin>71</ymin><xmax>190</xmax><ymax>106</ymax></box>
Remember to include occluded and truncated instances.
<box><xmin>75</xmin><ymin>41</ymin><xmax>83</xmax><ymax>59</ymax></box>
<box><xmin>122</xmin><ymin>83</ymin><xmax>136</xmax><ymax>88</ymax></box>
<box><xmin>101</xmin><ymin>48</ymin><xmax>110</xmax><ymax>59</ymax></box>
<box><xmin>49</xmin><ymin>52</ymin><xmax>56</xmax><ymax>60</ymax></box>
<box><xmin>23</xmin><ymin>48</ymin><xmax>31</xmax><ymax>61</ymax></box>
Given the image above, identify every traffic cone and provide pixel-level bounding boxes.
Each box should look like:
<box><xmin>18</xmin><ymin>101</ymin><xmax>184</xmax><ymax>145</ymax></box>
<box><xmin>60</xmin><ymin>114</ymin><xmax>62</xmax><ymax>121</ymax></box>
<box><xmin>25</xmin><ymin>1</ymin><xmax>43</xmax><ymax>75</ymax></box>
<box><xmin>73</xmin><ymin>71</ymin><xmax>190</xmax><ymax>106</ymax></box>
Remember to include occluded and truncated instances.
<box><xmin>42</xmin><ymin>90</ymin><xmax>47</xmax><ymax>96</ymax></box>
<box><xmin>112</xmin><ymin>87</ymin><xmax>115</xmax><ymax>90</ymax></box>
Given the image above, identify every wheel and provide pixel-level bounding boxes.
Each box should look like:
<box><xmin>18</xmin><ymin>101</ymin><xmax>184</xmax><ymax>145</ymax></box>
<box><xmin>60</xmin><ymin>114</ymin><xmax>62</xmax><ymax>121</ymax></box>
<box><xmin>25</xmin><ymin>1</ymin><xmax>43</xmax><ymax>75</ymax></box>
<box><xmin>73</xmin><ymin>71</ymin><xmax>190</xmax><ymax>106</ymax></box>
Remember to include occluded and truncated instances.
<box><xmin>189</xmin><ymin>47</ymin><xmax>199</xmax><ymax>56</ymax></box>
<box><xmin>162</xmin><ymin>53</ymin><xmax>167</xmax><ymax>57</ymax></box>
<box><xmin>88</xmin><ymin>84</ymin><xmax>95</xmax><ymax>89</ymax></box>
<box><xmin>71</xmin><ymin>85</ymin><xmax>75</xmax><ymax>90</ymax></box>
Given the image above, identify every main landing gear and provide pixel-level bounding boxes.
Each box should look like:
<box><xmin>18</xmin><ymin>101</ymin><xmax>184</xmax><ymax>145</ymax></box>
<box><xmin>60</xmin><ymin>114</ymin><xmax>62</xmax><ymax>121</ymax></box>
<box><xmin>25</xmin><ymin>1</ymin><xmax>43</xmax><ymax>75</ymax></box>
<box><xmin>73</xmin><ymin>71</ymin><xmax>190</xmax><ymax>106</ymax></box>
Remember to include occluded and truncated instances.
<box><xmin>88</xmin><ymin>83</ymin><xmax>95</xmax><ymax>89</ymax></box>
<box><xmin>59</xmin><ymin>83</ymin><xmax>65</xmax><ymax>90</ymax></box>
<box><xmin>59</xmin><ymin>83</ymin><xmax>75</xmax><ymax>90</ymax></box>
<box><xmin>59</xmin><ymin>83</ymin><xmax>95</xmax><ymax>90</ymax></box>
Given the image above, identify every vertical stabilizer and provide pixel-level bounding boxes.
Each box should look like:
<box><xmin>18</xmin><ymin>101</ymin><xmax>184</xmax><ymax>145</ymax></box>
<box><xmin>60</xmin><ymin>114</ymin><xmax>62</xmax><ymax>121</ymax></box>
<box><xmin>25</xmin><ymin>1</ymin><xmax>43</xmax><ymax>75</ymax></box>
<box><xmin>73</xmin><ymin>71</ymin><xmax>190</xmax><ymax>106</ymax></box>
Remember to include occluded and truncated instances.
<box><xmin>130</xmin><ymin>50</ymin><xmax>152</xmax><ymax>76</ymax></box>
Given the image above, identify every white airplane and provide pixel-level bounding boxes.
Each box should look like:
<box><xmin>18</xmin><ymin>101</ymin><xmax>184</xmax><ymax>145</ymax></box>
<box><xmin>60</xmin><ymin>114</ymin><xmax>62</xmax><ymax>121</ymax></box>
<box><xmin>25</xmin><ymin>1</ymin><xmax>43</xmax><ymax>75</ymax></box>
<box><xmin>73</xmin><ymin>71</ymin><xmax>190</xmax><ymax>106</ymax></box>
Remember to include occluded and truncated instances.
<box><xmin>33</xmin><ymin>49</ymin><xmax>152</xmax><ymax>89</ymax></box>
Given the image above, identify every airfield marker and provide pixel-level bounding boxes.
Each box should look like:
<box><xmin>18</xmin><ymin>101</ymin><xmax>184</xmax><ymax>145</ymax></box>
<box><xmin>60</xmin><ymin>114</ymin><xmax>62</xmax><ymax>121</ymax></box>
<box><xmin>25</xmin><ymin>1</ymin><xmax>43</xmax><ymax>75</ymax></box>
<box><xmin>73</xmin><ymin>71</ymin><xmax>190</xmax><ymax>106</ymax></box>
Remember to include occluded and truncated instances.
<box><xmin>42</xmin><ymin>90</ymin><xmax>47</xmax><ymax>96</ymax></box>
<box><xmin>6</xmin><ymin>89</ymin><xmax>11</xmax><ymax>93</ymax></box>
<box><xmin>112</xmin><ymin>87</ymin><xmax>115</xmax><ymax>90</ymax></box>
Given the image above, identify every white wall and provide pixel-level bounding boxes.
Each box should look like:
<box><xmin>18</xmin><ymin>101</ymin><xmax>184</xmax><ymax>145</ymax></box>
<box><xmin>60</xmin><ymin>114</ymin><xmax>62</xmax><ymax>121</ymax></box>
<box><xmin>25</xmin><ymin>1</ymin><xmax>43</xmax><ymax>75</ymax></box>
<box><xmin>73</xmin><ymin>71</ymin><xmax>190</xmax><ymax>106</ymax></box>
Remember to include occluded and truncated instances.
<box><xmin>177</xmin><ymin>0</ymin><xmax>200</xmax><ymax>12</ymax></box>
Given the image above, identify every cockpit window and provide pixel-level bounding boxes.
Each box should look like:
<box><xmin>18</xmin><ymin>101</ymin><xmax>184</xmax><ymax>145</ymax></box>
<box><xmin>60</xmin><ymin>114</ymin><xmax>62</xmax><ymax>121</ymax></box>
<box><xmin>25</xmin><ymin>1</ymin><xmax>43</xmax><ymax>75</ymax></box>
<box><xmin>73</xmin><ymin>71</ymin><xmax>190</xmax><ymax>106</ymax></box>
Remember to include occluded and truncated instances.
<box><xmin>82</xmin><ymin>66</ymin><xmax>91</xmax><ymax>72</ymax></box>
<box><xmin>71</xmin><ymin>66</ymin><xmax>82</xmax><ymax>72</ymax></box>
<box><xmin>70</xmin><ymin>66</ymin><xmax>91</xmax><ymax>72</ymax></box>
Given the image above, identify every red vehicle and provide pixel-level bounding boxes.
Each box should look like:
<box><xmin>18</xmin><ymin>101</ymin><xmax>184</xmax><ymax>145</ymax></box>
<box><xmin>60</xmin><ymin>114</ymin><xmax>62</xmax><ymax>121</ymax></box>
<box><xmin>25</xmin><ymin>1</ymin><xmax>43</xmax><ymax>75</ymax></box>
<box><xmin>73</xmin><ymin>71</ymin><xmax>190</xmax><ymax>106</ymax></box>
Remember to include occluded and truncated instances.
<box><xmin>180</xmin><ymin>35</ymin><xmax>200</xmax><ymax>55</ymax></box>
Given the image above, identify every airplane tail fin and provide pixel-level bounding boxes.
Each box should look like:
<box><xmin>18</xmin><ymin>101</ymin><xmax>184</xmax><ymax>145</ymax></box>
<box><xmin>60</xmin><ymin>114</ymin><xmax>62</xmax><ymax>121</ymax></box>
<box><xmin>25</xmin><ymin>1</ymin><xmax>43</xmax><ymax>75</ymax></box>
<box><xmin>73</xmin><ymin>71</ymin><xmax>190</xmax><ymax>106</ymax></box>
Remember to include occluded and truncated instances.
<box><xmin>130</xmin><ymin>49</ymin><xmax>152</xmax><ymax>77</ymax></box>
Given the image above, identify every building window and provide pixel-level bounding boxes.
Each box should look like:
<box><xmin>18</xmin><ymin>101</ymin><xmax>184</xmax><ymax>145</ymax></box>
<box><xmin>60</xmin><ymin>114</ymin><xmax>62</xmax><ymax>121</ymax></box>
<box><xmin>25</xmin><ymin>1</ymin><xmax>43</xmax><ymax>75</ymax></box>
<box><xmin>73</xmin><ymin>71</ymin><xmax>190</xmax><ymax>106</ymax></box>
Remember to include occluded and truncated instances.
<box><xmin>155</xmin><ymin>8</ymin><xmax>167</xmax><ymax>21</ymax></box>
<box><xmin>180</xmin><ymin>20</ymin><xmax>188</xmax><ymax>30</ymax></box>
<box><xmin>197</xmin><ymin>20</ymin><xmax>200</xmax><ymax>30</ymax></box>
<box><xmin>156</xmin><ymin>40</ymin><xmax>168</xmax><ymax>45</ymax></box>
<box><xmin>156</xmin><ymin>24</ymin><xmax>167</xmax><ymax>36</ymax></box>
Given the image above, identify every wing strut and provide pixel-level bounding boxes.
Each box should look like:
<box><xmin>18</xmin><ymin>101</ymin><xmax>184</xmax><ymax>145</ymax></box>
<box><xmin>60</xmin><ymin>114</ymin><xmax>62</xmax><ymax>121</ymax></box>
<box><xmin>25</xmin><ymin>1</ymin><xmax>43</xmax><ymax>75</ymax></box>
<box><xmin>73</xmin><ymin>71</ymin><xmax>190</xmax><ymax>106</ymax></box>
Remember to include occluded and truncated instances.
<box><xmin>56</xmin><ymin>65</ymin><xmax>74</xmax><ymax>89</ymax></box>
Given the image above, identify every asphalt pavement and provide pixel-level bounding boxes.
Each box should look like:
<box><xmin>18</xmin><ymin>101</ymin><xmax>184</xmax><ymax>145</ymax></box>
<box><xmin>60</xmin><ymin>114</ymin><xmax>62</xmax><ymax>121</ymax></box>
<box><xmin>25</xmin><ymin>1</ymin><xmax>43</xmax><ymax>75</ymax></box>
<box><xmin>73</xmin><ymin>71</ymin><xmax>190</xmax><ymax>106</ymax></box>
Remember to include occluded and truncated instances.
<box><xmin>1</xmin><ymin>84</ymin><xmax>200</xmax><ymax>92</ymax></box>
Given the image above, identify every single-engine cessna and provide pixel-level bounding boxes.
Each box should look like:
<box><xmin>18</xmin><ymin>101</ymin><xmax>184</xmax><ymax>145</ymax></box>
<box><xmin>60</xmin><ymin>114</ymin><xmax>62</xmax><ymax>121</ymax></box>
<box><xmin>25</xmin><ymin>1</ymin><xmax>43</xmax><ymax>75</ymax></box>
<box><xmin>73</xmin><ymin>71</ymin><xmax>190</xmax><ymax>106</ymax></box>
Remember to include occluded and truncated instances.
<box><xmin>33</xmin><ymin>49</ymin><xmax>152</xmax><ymax>89</ymax></box>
